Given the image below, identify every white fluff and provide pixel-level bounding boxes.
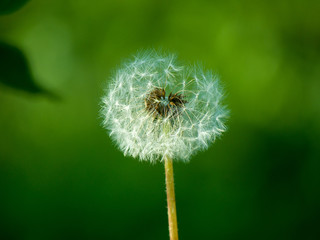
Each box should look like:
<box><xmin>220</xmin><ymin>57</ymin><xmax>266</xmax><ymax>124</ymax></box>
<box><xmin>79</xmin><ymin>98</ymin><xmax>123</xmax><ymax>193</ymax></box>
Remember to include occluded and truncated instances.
<box><xmin>101</xmin><ymin>50</ymin><xmax>228</xmax><ymax>162</ymax></box>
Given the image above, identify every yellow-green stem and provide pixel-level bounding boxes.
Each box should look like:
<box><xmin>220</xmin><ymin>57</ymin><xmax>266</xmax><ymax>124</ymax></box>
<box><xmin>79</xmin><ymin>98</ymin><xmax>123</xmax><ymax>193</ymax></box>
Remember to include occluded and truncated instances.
<box><xmin>165</xmin><ymin>156</ymin><xmax>179</xmax><ymax>240</ymax></box>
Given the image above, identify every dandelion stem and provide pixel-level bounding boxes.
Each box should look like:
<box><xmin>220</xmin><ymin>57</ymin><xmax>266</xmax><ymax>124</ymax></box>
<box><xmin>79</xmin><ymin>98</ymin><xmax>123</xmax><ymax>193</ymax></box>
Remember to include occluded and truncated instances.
<box><xmin>165</xmin><ymin>156</ymin><xmax>179</xmax><ymax>240</ymax></box>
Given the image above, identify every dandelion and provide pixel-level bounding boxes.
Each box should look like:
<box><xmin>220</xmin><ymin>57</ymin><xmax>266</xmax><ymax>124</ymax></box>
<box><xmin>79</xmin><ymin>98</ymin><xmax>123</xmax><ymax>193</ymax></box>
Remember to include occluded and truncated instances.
<box><xmin>101</xmin><ymin>50</ymin><xmax>228</xmax><ymax>240</ymax></box>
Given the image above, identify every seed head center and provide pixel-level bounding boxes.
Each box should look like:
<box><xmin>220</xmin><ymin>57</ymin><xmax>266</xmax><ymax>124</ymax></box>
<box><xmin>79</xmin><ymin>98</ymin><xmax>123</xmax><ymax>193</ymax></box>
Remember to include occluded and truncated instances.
<box><xmin>145</xmin><ymin>88</ymin><xmax>187</xmax><ymax>119</ymax></box>
<box><xmin>160</xmin><ymin>96</ymin><xmax>169</xmax><ymax>106</ymax></box>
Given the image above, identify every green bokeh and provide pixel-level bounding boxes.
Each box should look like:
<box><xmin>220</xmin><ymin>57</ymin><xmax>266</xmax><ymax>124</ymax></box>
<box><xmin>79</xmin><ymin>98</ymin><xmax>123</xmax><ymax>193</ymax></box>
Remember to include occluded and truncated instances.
<box><xmin>1</xmin><ymin>0</ymin><xmax>319</xmax><ymax>239</ymax></box>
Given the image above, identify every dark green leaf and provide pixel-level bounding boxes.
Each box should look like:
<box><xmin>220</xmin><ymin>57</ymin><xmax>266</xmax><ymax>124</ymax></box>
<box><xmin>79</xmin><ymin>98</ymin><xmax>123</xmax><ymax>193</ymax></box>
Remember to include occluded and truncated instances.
<box><xmin>0</xmin><ymin>0</ymin><xmax>29</xmax><ymax>15</ymax></box>
<box><xmin>0</xmin><ymin>42</ymin><xmax>52</xmax><ymax>96</ymax></box>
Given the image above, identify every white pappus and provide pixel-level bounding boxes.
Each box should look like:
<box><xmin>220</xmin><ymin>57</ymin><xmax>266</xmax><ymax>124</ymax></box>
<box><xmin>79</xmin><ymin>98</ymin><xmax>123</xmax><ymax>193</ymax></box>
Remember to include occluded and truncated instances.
<box><xmin>101</xmin><ymin>50</ymin><xmax>228</xmax><ymax>162</ymax></box>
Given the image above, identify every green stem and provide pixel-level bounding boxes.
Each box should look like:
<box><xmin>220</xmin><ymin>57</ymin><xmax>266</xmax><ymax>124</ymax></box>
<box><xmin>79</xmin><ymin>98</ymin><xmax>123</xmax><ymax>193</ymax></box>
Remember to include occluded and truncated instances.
<box><xmin>164</xmin><ymin>156</ymin><xmax>179</xmax><ymax>240</ymax></box>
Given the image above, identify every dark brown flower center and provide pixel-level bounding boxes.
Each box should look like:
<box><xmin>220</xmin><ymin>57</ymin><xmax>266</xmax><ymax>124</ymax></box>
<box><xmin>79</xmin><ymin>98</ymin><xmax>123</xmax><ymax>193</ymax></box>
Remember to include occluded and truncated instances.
<box><xmin>145</xmin><ymin>88</ymin><xmax>187</xmax><ymax>119</ymax></box>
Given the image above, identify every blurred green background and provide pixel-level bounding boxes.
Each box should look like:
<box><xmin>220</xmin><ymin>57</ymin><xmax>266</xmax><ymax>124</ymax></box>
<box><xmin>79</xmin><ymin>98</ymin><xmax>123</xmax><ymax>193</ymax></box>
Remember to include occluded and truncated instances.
<box><xmin>0</xmin><ymin>0</ymin><xmax>319</xmax><ymax>239</ymax></box>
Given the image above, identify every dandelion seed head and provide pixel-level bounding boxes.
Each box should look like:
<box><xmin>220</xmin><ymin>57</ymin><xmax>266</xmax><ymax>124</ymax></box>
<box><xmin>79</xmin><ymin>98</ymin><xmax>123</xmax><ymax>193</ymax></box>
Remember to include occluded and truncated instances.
<box><xmin>101</xmin><ymin>50</ymin><xmax>228</xmax><ymax>162</ymax></box>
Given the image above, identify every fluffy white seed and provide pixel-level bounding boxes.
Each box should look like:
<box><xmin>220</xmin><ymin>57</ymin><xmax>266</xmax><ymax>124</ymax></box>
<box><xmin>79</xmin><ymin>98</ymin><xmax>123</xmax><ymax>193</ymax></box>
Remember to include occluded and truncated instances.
<box><xmin>101</xmin><ymin>50</ymin><xmax>228</xmax><ymax>162</ymax></box>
